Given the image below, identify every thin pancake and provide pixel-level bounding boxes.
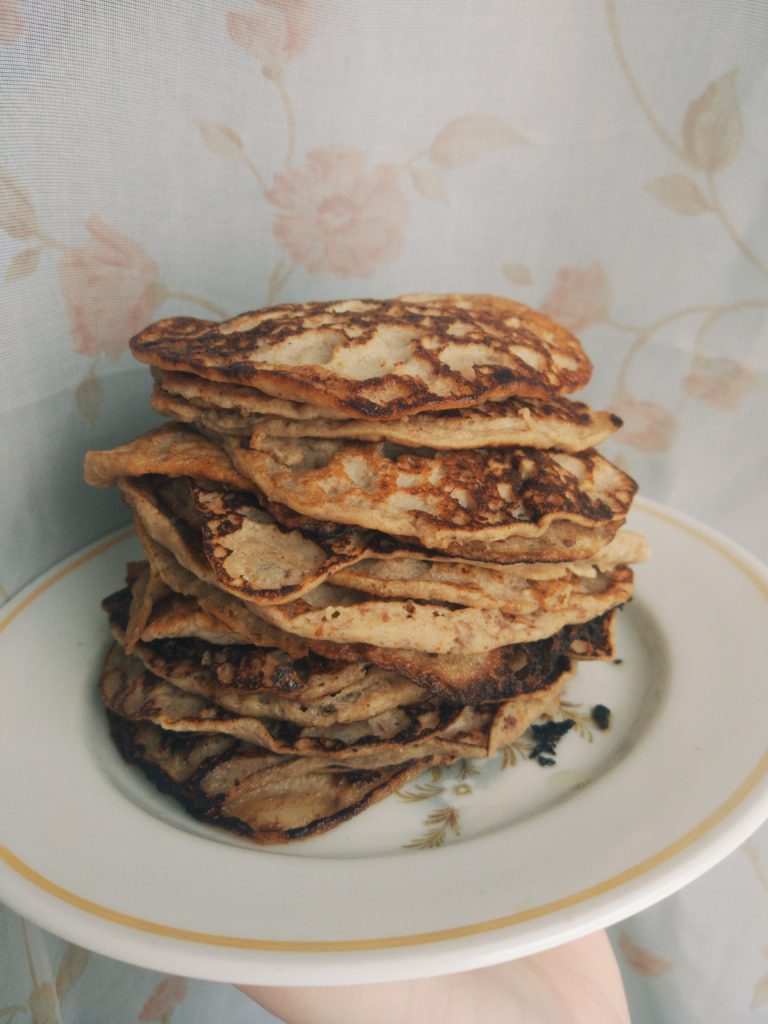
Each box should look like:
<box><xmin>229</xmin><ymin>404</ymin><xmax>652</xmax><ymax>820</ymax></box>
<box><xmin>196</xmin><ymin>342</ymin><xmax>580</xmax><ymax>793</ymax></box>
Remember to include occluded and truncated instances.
<box><xmin>105</xmin><ymin>586</ymin><xmax>429</xmax><ymax>726</ymax></box>
<box><xmin>331</xmin><ymin>531</ymin><xmax>647</xmax><ymax>612</ymax></box>
<box><xmin>130</xmin><ymin>526</ymin><xmax>618</xmax><ymax>703</ymax></box>
<box><xmin>123</xmin><ymin>475</ymin><xmax>634</xmax><ymax>654</ymax></box>
<box><xmin>189</xmin><ymin>481</ymin><xmax>376</xmax><ymax>604</ymax></box>
<box><xmin>151</xmin><ymin>384</ymin><xmax>622</xmax><ymax>453</ymax></box>
<box><xmin>108</xmin><ymin>579</ymin><xmax>599</xmax><ymax>717</ymax></box>
<box><xmin>181</xmin><ymin>477</ymin><xmax>647</xmax><ymax>612</ymax></box>
<box><xmin>101</xmin><ymin>642</ymin><xmax>570</xmax><ymax>763</ymax></box>
<box><xmin>263</xmin><ymin>495</ymin><xmax>624</xmax><ymax>565</ymax></box>
<box><xmin>84</xmin><ymin>423</ymin><xmax>252</xmax><ymax>491</ymax></box>
<box><xmin>233</xmin><ymin>573</ymin><xmax>632</xmax><ymax>655</ymax></box>
<box><xmin>107</xmin><ymin>712</ymin><xmax>448</xmax><ymax>844</ymax></box>
<box><xmin>157</xmin><ymin>370</ymin><xmax>352</xmax><ymax>421</ymax></box>
<box><xmin>86</xmin><ymin>423</ymin><xmax>624</xmax><ymax>564</ymax></box>
<box><xmin>223</xmin><ymin>435</ymin><xmax>637</xmax><ymax>547</ymax></box>
<box><xmin>122</xmin><ymin>474</ymin><xmax>645</xmax><ymax>613</ymax></box>
<box><xmin>129</xmin><ymin>294</ymin><xmax>592</xmax><ymax>419</ymax></box>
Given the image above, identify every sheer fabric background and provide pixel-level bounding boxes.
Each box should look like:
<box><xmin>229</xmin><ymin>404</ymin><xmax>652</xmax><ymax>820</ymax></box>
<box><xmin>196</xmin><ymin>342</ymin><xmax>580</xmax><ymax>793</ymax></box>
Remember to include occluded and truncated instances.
<box><xmin>1</xmin><ymin>2</ymin><xmax>766</xmax><ymax>1020</ymax></box>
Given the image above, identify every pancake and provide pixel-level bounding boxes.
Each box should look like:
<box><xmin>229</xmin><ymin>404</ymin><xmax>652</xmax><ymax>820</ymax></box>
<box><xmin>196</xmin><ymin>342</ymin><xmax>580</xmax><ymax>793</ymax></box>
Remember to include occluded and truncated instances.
<box><xmin>157</xmin><ymin>370</ymin><xmax>352</xmax><ymax>421</ymax></box>
<box><xmin>129</xmin><ymin>294</ymin><xmax>593</xmax><ymax>419</ymax></box>
<box><xmin>263</xmin><ymin>495</ymin><xmax>624</xmax><ymax>565</ymax></box>
<box><xmin>151</xmin><ymin>384</ymin><xmax>622</xmax><ymax>453</ymax></box>
<box><xmin>84</xmin><ymin>423</ymin><xmax>252</xmax><ymax>491</ymax></box>
<box><xmin>120</xmin><ymin>474</ymin><xmax>646</xmax><ymax>611</ymax></box>
<box><xmin>101</xmin><ymin>642</ymin><xmax>571</xmax><ymax>764</ymax></box>
<box><xmin>123</xmin><ymin>579</ymin><xmax>614</xmax><ymax>705</ymax></box>
<box><xmin>188</xmin><ymin>481</ymin><xmax>376</xmax><ymax>604</ymax></box>
<box><xmin>131</xmin><ymin>586</ymin><xmax>243</xmax><ymax>646</ymax></box>
<box><xmin>86</xmin><ymin>291</ymin><xmax>647</xmax><ymax>846</ymax></box>
<box><xmin>108</xmin><ymin>574</ymin><xmax>607</xmax><ymax>715</ymax></box>
<box><xmin>85</xmin><ymin>423</ymin><xmax>626</xmax><ymax>564</ymax></box>
<box><xmin>172</xmin><ymin>475</ymin><xmax>647</xmax><ymax>611</ymax></box>
<box><xmin>224</xmin><ymin>435</ymin><xmax>637</xmax><ymax>548</ymax></box>
<box><xmin>331</xmin><ymin>531</ymin><xmax>647</xmax><ymax>611</ymax></box>
<box><xmin>121</xmin><ymin>558</ymin><xmax>169</xmax><ymax>653</ymax></box>
<box><xmin>106</xmin><ymin>586</ymin><xmax>429</xmax><ymax>726</ymax></box>
<box><xmin>107</xmin><ymin>712</ymin><xmax>447</xmax><ymax>844</ymax></box>
<box><xmin>128</xmin><ymin>526</ymin><xmax>618</xmax><ymax>703</ymax></box>
<box><xmin>226</xmin><ymin>572</ymin><xmax>632</xmax><ymax>655</ymax></box>
<box><xmin>122</xmin><ymin>475</ymin><xmax>634</xmax><ymax>655</ymax></box>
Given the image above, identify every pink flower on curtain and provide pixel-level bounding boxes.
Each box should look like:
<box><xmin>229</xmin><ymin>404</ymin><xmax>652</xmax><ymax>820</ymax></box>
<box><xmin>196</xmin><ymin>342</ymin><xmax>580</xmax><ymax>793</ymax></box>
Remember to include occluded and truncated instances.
<box><xmin>227</xmin><ymin>1</ymin><xmax>316</xmax><ymax>66</ymax></box>
<box><xmin>682</xmin><ymin>357</ymin><xmax>759</xmax><ymax>411</ymax></box>
<box><xmin>266</xmin><ymin>146</ymin><xmax>410</xmax><ymax>276</ymax></box>
<box><xmin>610</xmin><ymin>398</ymin><xmax>677</xmax><ymax>453</ymax></box>
<box><xmin>0</xmin><ymin>0</ymin><xmax>24</xmax><ymax>45</ymax></box>
<box><xmin>138</xmin><ymin>976</ymin><xmax>188</xmax><ymax>1022</ymax></box>
<box><xmin>58</xmin><ymin>216</ymin><xmax>162</xmax><ymax>359</ymax></box>
<box><xmin>540</xmin><ymin>261</ymin><xmax>613</xmax><ymax>332</ymax></box>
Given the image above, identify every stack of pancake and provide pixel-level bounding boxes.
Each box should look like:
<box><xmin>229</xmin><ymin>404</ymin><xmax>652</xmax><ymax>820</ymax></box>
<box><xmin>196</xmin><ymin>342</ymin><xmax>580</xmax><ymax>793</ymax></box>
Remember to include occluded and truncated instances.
<box><xmin>85</xmin><ymin>294</ymin><xmax>647</xmax><ymax>844</ymax></box>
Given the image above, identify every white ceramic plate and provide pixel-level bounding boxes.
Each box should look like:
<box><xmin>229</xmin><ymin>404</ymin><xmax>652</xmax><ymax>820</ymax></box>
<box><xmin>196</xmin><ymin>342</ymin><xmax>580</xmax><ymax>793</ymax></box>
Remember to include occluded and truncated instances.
<box><xmin>1</xmin><ymin>499</ymin><xmax>767</xmax><ymax>985</ymax></box>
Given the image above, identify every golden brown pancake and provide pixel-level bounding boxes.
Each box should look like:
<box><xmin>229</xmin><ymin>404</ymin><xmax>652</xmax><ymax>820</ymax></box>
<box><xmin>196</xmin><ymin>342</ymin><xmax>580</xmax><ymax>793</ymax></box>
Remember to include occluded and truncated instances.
<box><xmin>84</xmin><ymin>423</ymin><xmax>252</xmax><ymax>491</ymax></box>
<box><xmin>129</xmin><ymin>294</ymin><xmax>593</xmax><ymax>419</ymax></box>
<box><xmin>154</xmin><ymin>474</ymin><xmax>648</xmax><ymax>612</ymax></box>
<box><xmin>121</xmin><ymin>475</ymin><xmax>634</xmax><ymax>655</ymax></box>
<box><xmin>224</xmin><ymin>435</ymin><xmax>637</xmax><ymax>548</ymax></box>
<box><xmin>121</xmin><ymin>528</ymin><xmax>618</xmax><ymax>704</ymax></box>
<box><xmin>85</xmin><ymin>423</ymin><xmax>628</xmax><ymax>564</ymax></box>
<box><xmin>151</xmin><ymin>384</ymin><xmax>622</xmax><ymax>453</ymax></box>
<box><xmin>157</xmin><ymin>370</ymin><xmax>353</xmax><ymax>421</ymax></box>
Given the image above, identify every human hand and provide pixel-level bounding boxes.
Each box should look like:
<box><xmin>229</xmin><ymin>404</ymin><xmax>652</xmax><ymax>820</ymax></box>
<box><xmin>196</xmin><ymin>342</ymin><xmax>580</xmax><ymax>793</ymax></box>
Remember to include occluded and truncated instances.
<box><xmin>237</xmin><ymin>929</ymin><xmax>630</xmax><ymax>1024</ymax></box>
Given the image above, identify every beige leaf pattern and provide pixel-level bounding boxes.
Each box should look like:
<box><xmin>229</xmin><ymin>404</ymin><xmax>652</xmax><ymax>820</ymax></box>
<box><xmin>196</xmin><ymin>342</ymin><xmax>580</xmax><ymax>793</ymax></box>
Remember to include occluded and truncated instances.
<box><xmin>75</xmin><ymin>370</ymin><xmax>104</xmax><ymax>424</ymax></box>
<box><xmin>682</xmin><ymin>357</ymin><xmax>759</xmax><ymax>412</ymax></box>
<box><xmin>405</xmin><ymin>806</ymin><xmax>461</xmax><ymax>849</ymax></box>
<box><xmin>618</xmin><ymin>932</ymin><xmax>673</xmax><ymax>976</ymax></box>
<box><xmin>54</xmin><ymin>944</ymin><xmax>89</xmax><ymax>1003</ymax></box>
<box><xmin>0</xmin><ymin>1004</ymin><xmax>27</xmax><ymax>1021</ymax></box>
<box><xmin>428</xmin><ymin>115</ymin><xmax>526</xmax><ymax>169</ymax></box>
<box><xmin>398</xmin><ymin>780</ymin><xmax>445</xmax><ymax>802</ymax></box>
<box><xmin>682</xmin><ymin>69</ymin><xmax>742</xmax><ymax>173</ymax></box>
<box><xmin>0</xmin><ymin>169</ymin><xmax>39</xmax><ymax>240</ymax></box>
<box><xmin>645</xmin><ymin>174</ymin><xmax>711</xmax><ymax>216</ymax></box>
<box><xmin>196</xmin><ymin>121</ymin><xmax>245</xmax><ymax>162</ymax></box>
<box><xmin>265</xmin><ymin>256</ymin><xmax>293</xmax><ymax>305</ymax></box>
<box><xmin>752</xmin><ymin>971</ymin><xmax>768</xmax><ymax>1009</ymax></box>
<box><xmin>408</xmin><ymin>164</ymin><xmax>450</xmax><ymax>205</ymax></box>
<box><xmin>28</xmin><ymin>983</ymin><xmax>59</xmax><ymax>1024</ymax></box>
<box><xmin>4</xmin><ymin>246</ymin><xmax>42</xmax><ymax>283</ymax></box>
<box><xmin>503</xmin><ymin>262</ymin><xmax>533</xmax><ymax>286</ymax></box>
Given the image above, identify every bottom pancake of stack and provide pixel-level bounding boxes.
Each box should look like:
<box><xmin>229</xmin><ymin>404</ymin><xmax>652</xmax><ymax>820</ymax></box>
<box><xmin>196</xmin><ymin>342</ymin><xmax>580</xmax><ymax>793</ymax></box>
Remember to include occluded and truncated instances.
<box><xmin>99</xmin><ymin>549</ymin><xmax>620</xmax><ymax>844</ymax></box>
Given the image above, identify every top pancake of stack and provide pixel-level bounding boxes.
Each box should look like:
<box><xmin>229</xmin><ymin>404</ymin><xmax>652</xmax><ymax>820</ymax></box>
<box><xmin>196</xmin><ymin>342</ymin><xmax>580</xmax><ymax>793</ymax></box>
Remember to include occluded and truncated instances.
<box><xmin>131</xmin><ymin>293</ymin><xmax>595</xmax><ymax>420</ymax></box>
